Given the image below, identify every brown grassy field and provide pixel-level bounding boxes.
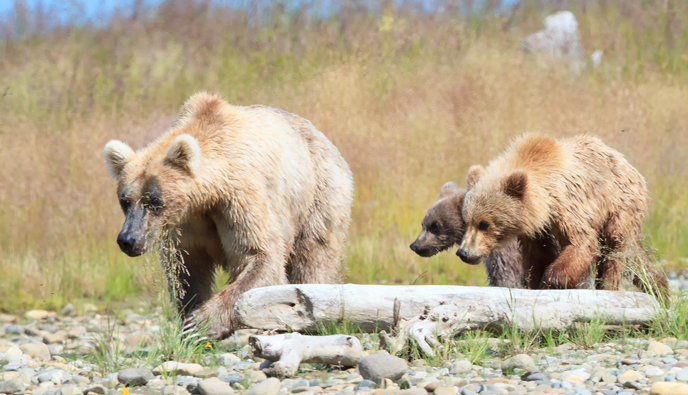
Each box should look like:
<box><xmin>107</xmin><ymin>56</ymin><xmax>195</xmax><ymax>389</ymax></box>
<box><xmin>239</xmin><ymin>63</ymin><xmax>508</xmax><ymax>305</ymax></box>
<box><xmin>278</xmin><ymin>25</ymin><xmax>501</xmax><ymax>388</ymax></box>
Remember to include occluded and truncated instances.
<box><xmin>0</xmin><ymin>0</ymin><xmax>687</xmax><ymax>311</ymax></box>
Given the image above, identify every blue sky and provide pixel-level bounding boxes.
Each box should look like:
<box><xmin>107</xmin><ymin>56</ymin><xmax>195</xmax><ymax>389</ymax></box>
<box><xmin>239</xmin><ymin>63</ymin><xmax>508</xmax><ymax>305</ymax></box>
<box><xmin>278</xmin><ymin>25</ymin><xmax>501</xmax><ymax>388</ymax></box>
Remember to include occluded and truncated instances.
<box><xmin>0</xmin><ymin>0</ymin><xmax>521</xmax><ymax>25</ymax></box>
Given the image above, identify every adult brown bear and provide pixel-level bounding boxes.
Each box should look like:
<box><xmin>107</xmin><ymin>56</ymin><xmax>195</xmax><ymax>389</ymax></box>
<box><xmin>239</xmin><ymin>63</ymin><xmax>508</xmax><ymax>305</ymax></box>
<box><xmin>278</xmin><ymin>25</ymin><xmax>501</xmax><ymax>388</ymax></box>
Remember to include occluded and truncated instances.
<box><xmin>104</xmin><ymin>92</ymin><xmax>354</xmax><ymax>338</ymax></box>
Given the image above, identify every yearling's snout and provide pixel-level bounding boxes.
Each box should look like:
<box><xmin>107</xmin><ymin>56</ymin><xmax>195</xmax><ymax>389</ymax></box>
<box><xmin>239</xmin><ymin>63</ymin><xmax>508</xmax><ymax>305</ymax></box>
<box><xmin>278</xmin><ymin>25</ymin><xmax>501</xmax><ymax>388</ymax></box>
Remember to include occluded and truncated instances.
<box><xmin>409</xmin><ymin>242</ymin><xmax>418</xmax><ymax>252</ymax></box>
<box><xmin>456</xmin><ymin>248</ymin><xmax>468</xmax><ymax>261</ymax></box>
<box><xmin>456</xmin><ymin>248</ymin><xmax>482</xmax><ymax>265</ymax></box>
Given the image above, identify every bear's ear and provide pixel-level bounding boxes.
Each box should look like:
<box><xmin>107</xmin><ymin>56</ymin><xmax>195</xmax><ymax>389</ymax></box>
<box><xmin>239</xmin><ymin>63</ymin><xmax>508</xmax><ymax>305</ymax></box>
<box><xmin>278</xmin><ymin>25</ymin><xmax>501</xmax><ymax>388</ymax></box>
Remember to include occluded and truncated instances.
<box><xmin>466</xmin><ymin>165</ymin><xmax>484</xmax><ymax>191</ymax></box>
<box><xmin>104</xmin><ymin>140</ymin><xmax>135</xmax><ymax>179</ymax></box>
<box><xmin>167</xmin><ymin>134</ymin><xmax>202</xmax><ymax>176</ymax></box>
<box><xmin>503</xmin><ymin>170</ymin><xmax>528</xmax><ymax>200</ymax></box>
<box><xmin>437</xmin><ymin>181</ymin><xmax>459</xmax><ymax>199</ymax></box>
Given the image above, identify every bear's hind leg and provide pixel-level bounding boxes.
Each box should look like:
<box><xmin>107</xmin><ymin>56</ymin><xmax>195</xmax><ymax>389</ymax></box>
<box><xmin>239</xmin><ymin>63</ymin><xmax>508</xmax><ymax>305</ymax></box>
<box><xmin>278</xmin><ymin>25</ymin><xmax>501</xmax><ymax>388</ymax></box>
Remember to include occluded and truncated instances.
<box><xmin>599</xmin><ymin>215</ymin><xmax>668</xmax><ymax>298</ymax></box>
<box><xmin>287</xmin><ymin>233</ymin><xmax>343</xmax><ymax>284</ymax></box>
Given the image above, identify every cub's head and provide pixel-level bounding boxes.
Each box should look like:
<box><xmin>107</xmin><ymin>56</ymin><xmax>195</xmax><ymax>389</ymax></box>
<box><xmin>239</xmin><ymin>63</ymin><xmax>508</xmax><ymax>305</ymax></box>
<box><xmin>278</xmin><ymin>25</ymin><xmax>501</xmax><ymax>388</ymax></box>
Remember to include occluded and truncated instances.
<box><xmin>457</xmin><ymin>165</ymin><xmax>526</xmax><ymax>264</ymax></box>
<box><xmin>410</xmin><ymin>182</ymin><xmax>467</xmax><ymax>258</ymax></box>
<box><xmin>104</xmin><ymin>134</ymin><xmax>202</xmax><ymax>257</ymax></box>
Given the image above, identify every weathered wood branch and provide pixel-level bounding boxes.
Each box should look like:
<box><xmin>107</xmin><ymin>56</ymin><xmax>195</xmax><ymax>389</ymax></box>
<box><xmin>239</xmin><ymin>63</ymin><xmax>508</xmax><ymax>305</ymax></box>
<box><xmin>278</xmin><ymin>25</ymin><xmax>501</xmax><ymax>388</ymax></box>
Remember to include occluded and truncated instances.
<box><xmin>250</xmin><ymin>333</ymin><xmax>362</xmax><ymax>377</ymax></box>
<box><xmin>235</xmin><ymin>285</ymin><xmax>661</xmax><ymax>336</ymax></box>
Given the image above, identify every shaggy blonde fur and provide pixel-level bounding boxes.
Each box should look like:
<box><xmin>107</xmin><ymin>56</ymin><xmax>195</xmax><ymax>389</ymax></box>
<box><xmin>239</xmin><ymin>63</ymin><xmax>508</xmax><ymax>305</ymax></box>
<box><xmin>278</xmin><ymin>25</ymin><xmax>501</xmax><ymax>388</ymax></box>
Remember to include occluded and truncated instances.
<box><xmin>459</xmin><ymin>134</ymin><xmax>667</xmax><ymax>295</ymax></box>
<box><xmin>104</xmin><ymin>92</ymin><xmax>354</xmax><ymax>338</ymax></box>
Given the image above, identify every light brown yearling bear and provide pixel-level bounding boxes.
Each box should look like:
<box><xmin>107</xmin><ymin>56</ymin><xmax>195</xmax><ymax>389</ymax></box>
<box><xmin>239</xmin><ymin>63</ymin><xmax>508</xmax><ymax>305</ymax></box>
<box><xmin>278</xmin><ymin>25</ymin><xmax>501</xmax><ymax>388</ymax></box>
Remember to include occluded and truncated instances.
<box><xmin>457</xmin><ymin>134</ymin><xmax>668</xmax><ymax>296</ymax></box>
<box><xmin>410</xmin><ymin>182</ymin><xmax>525</xmax><ymax>288</ymax></box>
<box><xmin>104</xmin><ymin>92</ymin><xmax>354</xmax><ymax>339</ymax></box>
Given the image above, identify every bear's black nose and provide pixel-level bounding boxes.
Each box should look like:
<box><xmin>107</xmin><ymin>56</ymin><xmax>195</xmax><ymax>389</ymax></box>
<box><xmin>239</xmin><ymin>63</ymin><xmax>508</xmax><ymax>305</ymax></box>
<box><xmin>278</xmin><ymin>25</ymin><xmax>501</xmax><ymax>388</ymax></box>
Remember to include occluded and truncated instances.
<box><xmin>117</xmin><ymin>234</ymin><xmax>136</xmax><ymax>253</ymax></box>
<box><xmin>456</xmin><ymin>249</ymin><xmax>469</xmax><ymax>261</ymax></box>
<box><xmin>409</xmin><ymin>243</ymin><xmax>418</xmax><ymax>252</ymax></box>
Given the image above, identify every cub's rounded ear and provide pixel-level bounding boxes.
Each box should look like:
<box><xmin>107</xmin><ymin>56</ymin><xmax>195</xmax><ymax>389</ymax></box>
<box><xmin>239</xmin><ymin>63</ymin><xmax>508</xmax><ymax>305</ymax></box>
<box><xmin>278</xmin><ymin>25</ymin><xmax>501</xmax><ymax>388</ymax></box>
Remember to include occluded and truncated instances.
<box><xmin>503</xmin><ymin>169</ymin><xmax>528</xmax><ymax>199</ymax></box>
<box><xmin>167</xmin><ymin>134</ymin><xmax>201</xmax><ymax>176</ymax></box>
<box><xmin>104</xmin><ymin>140</ymin><xmax>135</xmax><ymax>179</ymax></box>
<box><xmin>437</xmin><ymin>181</ymin><xmax>459</xmax><ymax>199</ymax></box>
<box><xmin>466</xmin><ymin>165</ymin><xmax>484</xmax><ymax>190</ymax></box>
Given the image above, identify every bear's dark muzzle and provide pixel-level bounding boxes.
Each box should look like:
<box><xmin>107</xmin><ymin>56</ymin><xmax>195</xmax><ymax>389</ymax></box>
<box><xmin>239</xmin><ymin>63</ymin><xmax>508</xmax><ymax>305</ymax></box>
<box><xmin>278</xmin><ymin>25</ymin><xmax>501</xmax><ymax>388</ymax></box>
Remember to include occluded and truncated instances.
<box><xmin>456</xmin><ymin>248</ymin><xmax>482</xmax><ymax>265</ymax></box>
<box><xmin>117</xmin><ymin>233</ymin><xmax>144</xmax><ymax>257</ymax></box>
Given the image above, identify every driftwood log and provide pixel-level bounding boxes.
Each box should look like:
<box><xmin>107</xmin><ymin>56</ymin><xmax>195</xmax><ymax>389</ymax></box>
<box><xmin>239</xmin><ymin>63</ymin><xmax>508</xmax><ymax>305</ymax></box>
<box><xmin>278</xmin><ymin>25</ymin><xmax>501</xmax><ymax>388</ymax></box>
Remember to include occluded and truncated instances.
<box><xmin>250</xmin><ymin>333</ymin><xmax>362</xmax><ymax>377</ymax></box>
<box><xmin>236</xmin><ymin>285</ymin><xmax>661</xmax><ymax>356</ymax></box>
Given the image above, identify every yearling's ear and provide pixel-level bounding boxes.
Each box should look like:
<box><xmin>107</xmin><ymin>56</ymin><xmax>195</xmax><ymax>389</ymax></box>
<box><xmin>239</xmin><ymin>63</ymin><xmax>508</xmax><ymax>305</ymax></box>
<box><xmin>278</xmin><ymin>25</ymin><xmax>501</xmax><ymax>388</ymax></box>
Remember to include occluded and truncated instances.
<box><xmin>104</xmin><ymin>140</ymin><xmax>135</xmax><ymax>179</ymax></box>
<box><xmin>466</xmin><ymin>165</ymin><xmax>484</xmax><ymax>190</ymax></box>
<box><xmin>503</xmin><ymin>169</ymin><xmax>528</xmax><ymax>200</ymax></box>
<box><xmin>454</xmin><ymin>189</ymin><xmax>467</xmax><ymax>213</ymax></box>
<box><xmin>167</xmin><ymin>134</ymin><xmax>201</xmax><ymax>176</ymax></box>
<box><xmin>437</xmin><ymin>181</ymin><xmax>459</xmax><ymax>200</ymax></box>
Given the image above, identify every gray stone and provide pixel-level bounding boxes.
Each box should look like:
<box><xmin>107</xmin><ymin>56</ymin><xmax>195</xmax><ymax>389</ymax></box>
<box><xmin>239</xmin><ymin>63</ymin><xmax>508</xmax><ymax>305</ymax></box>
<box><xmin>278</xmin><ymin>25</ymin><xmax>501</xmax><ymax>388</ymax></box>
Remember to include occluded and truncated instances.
<box><xmin>60</xmin><ymin>304</ymin><xmax>75</xmax><ymax>317</ymax></box>
<box><xmin>646</xmin><ymin>367</ymin><xmax>665</xmax><ymax>377</ymax></box>
<box><xmin>218</xmin><ymin>354</ymin><xmax>241</xmax><ymax>367</ymax></box>
<box><xmin>6</xmin><ymin>325</ymin><xmax>23</xmax><ymax>335</ymax></box>
<box><xmin>624</xmin><ymin>381</ymin><xmax>643</xmax><ymax>390</ymax></box>
<box><xmin>291</xmin><ymin>379</ymin><xmax>309</xmax><ymax>393</ymax></box>
<box><xmin>502</xmin><ymin>355</ymin><xmax>535</xmax><ymax>373</ymax></box>
<box><xmin>450</xmin><ymin>361</ymin><xmax>472</xmax><ymax>375</ymax></box>
<box><xmin>83</xmin><ymin>385</ymin><xmax>107</xmax><ymax>395</ymax></box>
<box><xmin>358</xmin><ymin>354</ymin><xmax>408</xmax><ymax>383</ymax></box>
<box><xmin>118</xmin><ymin>368</ymin><xmax>152</xmax><ymax>386</ymax></box>
<box><xmin>0</xmin><ymin>378</ymin><xmax>24</xmax><ymax>394</ymax></box>
<box><xmin>461</xmin><ymin>390</ymin><xmax>477</xmax><ymax>395</ymax></box>
<box><xmin>524</xmin><ymin>373</ymin><xmax>546</xmax><ymax>382</ymax></box>
<box><xmin>223</xmin><ymin>376</ymin><xmax>242</xmax><ymax>385</ymax></box>
<box><xmin>198</xmin><ymin>380</ymin><xmax>233</xmax><ymax>395</ymax></box>
<box><xmin>245</xmin><ymin>378</ymin><xmax>280</xmax><ymax>395</ymax></box>
<box><xmin>36</xmin><ymin>370</ymin><xmax>64</xmax><ymax>384</ymax></box>
<box><xmin>354</xmin><ymin>380</ymin><xmax>377</xmax><ymax>390</ymax></box>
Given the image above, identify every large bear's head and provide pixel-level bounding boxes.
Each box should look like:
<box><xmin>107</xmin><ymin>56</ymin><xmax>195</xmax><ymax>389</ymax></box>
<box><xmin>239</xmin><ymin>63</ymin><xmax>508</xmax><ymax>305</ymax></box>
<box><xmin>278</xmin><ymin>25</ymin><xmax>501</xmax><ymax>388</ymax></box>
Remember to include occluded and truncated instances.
<box><xmin>456</xmin><ymin>165</ymin><xmax>527</xmax><ymax>264</ymax></box>
<box><xmin>103</xmin><ymin>134</ymin><xmax>202</xmax><ymax>257</ymax></box>
<box><xmin>409</xmin><ymin>182</ymin><xmax>467</xmax><ymax>258</ymax></box>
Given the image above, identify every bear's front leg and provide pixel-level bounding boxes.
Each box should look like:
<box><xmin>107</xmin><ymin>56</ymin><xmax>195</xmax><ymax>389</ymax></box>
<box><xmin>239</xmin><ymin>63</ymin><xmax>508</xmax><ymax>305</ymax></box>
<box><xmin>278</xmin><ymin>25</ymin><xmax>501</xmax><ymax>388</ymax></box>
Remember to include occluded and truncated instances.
<box><xmin>540</xmin><ymin>242</ymin><xmax>596</xmax><ymax>289</ymax></box>
<box><xmin>188</xmin><ymin>251</ymin><xmax>288</xmax><ymax>339</ymax></box>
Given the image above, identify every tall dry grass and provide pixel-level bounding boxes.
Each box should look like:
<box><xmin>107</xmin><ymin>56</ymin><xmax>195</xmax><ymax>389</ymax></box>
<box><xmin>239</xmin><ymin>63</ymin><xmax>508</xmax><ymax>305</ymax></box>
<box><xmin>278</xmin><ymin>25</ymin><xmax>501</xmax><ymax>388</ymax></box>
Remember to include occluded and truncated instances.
<box><xmin>1</xmin><ymin>0</ymin><xmax>687</xmax><ymax>311</ymax></box>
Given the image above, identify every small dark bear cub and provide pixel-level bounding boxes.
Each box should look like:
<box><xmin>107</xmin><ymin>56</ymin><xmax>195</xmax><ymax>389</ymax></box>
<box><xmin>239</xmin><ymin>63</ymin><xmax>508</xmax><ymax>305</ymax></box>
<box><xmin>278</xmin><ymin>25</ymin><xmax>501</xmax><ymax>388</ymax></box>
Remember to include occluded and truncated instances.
<box><xmin>410</xmin><ymin>182</ymin><xmax>525</xmax><ymax>288</ymax></box>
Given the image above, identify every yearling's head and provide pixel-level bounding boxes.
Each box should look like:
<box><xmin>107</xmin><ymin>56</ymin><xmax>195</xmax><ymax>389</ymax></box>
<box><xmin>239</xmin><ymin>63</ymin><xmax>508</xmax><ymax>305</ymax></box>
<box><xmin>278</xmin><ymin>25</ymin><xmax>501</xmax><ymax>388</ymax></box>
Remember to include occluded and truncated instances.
<box><xmin>104</xmin><ymin>134</ymin><xmax>202</xmax><ymax>257</ymax></box>
<box><xmin>410</xmin><ymin>182</ymin><xmax>467</xmax><ymax>258</ymax></box>
<box><xmin>457</xmin><ymin>165</ymin><xmax>527</xmax><ymax>264</ymax></box>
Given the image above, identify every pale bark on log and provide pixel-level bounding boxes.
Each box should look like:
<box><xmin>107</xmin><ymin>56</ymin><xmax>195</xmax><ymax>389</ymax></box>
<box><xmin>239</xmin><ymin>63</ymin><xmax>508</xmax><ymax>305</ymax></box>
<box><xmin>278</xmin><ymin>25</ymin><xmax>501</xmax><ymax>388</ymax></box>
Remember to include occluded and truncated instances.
<box><xmin>250</xmin><ymin>333</ymin><xmax>362</xmax><ymax>377</ymax></box>
<box><xmin>235</xmin><ymin>284</ymin><xmax>660</xmax><ymax>334</ymax></box>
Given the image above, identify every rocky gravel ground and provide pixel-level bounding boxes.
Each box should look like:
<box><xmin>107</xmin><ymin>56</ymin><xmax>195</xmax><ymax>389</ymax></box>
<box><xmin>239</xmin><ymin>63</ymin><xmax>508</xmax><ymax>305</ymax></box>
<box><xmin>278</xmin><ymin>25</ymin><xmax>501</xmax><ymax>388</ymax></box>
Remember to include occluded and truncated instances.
<box><xmin>1</xmin><ymin>273</ymin><xmax>688</xmax><ymax>395</ymax></box>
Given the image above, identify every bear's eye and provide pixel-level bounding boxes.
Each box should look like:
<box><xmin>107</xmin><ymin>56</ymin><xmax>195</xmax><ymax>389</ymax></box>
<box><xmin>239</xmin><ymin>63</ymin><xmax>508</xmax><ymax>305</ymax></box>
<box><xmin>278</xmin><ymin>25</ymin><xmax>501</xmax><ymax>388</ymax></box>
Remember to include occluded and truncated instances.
<box><xmin>478</xmin><ymin>221</ymin><xmax>490</xmax><ymax>231</ymax></box>
<box><xmin>150</xmin><ymin>197</ymin><xmax>164</xmax><ymax>210</ymax></box>
<box><xmin>119</xmin><ymin>198</ymin><xmax>130</xmax><ymax>211</ymax></box>
<box><xmin>141</xmin><ymin>195</ymin><xmax>164</xmax><ymax>212</ymax></box>
<box><xmin>428</xmin><ymin>222</ymin><xmax>439</xmax><ymax>233</ymax></box>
